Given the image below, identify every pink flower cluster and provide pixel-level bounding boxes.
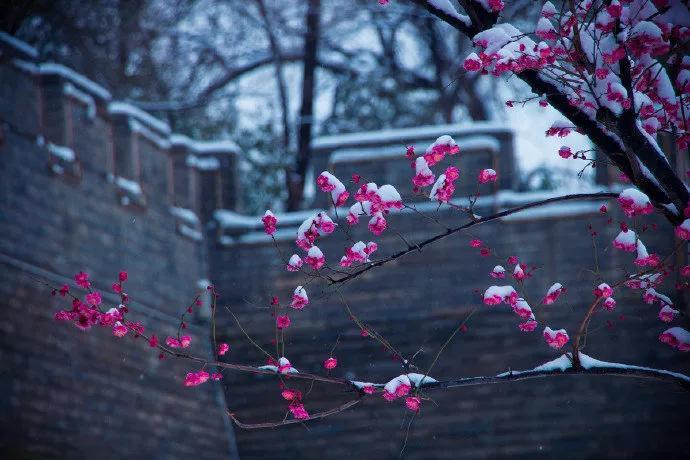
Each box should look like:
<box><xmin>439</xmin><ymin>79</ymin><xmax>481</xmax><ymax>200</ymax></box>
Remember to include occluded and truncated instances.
<box><xmin>340</xmin><ymin>241</ymin><xmax>378</xmax><ymax>267</ymax></box>
<box><xmin>317</xmin><ymin>171</ymin><xmax>349</xmax><ymax>206</ymax></box>
<box><xmin>543</xmin><ymin>327</ymin><xmax>569</xmax><ymax>349</ymax></box>
<box><xmin>262</xmin><ymin>210</ymin><xmax>277</xmax><ymax>235</ymax></box>
<box><xmin>184</xmin><ymin>370</ymin><xmax>210</xmax><ymax>387</ymax></box>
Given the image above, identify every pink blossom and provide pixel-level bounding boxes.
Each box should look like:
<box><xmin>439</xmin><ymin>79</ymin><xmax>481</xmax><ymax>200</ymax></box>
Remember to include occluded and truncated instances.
<box><xmin>594</xmin><ymin>283</ymin><xmax>613</xmax><ymax>298</ymax></box>
<box><xmin>659</xmin><ymin>327</ymin><xmax>690</xmax><ymax>351</ymax></box>
<box><xmin>470</xmin><ymin>239</ymin><xmax>482</xmax><ymax>248</ymax></box>
<box><xmin>323</xmin><ymin>357</ymin><xmax>338</xmax><ymax>370</ymax></box>
<box><xmin>291</xmin><ymin>286</ymin><xmax>309</xmax><ymax>309</ymax></box>
<box><xmin>463</xmin><ymin>52</ymin><xmax>482</xmax><ymax>71</ymax></box>
<box><xmin>112</xmin><ymin>282</ymin><xmax>122</xmax><ymax>294</ymax></box>
<box><xmin>218</xmin><ymin>343</ymin><xmax>230</xmax><ymax>356</ymax></box>
<box><xmin>680</xmin><ymin>265</ymin><xmax>690</xmax><ymax>277</ymax></box>
<box><xmin>59</xmin><ymin>285</ymin><xmax>69</xmax><ymax>296</ymax></box>
<box><xmin>288</xmin><ymin>402</ymin><xmax>309</xmax><ymax>420</ymax></box>
<box><xmin>675</xmin><ymin>219</ymin><xmax>690</xmax><ymax>240</ymax></box>
<box><xmin>286</xmin><ymin>254</ymin><xmax>303</xmax><ymax>272</ymax></box>
<box><xmin>558</xmin><ymin>146</ymin><xmax>572</xmax><ymax>159</ymax></box>
<box><xmin>405</xmin><ymin>396</ymin><xmax>421</xmax><ymax>412</ymax></box>
<box><xmin>519</xmin><ymin>320</ymin><xmax>538</xmax><ymax>332</ymax></box>
<box><xmin>281</xmin><ymin>389</ymin><xmax>301</xmax><ymax>401</ymax></box>
<box><xmin>543</xmin><ymin>327</ymin><xmax>569</xmax><ymax>349</ymax></box>
<box><xmin>542</xmin><ymin>283</ymin><xmax>564</xmax><ymax>305</ymax></box>
<box><xmin>276</xmin><ymin>315</ymin><xmax>291</xmax><ymax>329</ymax></box>
<box><xmin>478</xmin><ymin>168</ymin><xmax>497</xmax><ymax>184</ymax></box>
<box><xmin>304</xmin><ymin>245</ymin><xmax>326</xmax><ymax>270</ymax></box>
<box><xmin>74</xmin><ymin>271</ymin><xmax>91</xmax><ymax>289</ymax></box>
<box><xmin>148</xmin><ymin>334</ymin><xmax>158</xmax><ymax>347</ymax></box>
<box><xmin>118</xmin><ymin>271</ymin><xmax>128</xmax><ymax>282</ymax></box>
<box><xmin>179</xmin><ymin>335</ymin><xmax>191</xmax><ymax>348</ymax></box>
<box><xmin>368</xmin><ymin>213</ymin><xmax>387</xmax><ymax>235</ymax></box>
<box><xmin>165</xmin><ymin>336</ymin><xmax>181</xmax><ymax>348</ymax></box>
<box><xmin>261</xmin><ymin>210</ymin><xmax>277</xmax><ymax>235</ymax></box>
<box><xmin>184</xmin><ymin>370</ymin><xmax>210</xmax><ymax>386</ymax></box>
<box><xmin>112</xmin><ymin>321</ymin><xmax>128</xmax><ymax>337</ymax></box>
<box><xmin>211</xmin><ymin>373</ymin><xmax>222</xmax><ymax>381</ymax></box>
<box><xmin>483</xmin><ymin>285</ymin><xmax>518</xmax><ymax>306</ymax></box>
<box><xmin>424</xmin><ymin>135</ymin><xmax>459</xmax><ymax>165</ymax></box>
<box><xmin>490</xmin><ymin>265</ymin><xmax>506</xmax><ymax>279</ymax></box>
<box><xmin>512</xmin><ymin>263</ymin><xmax>527</xmax><ymax>281</ymax></box>
<box><xmin>85</xmin><ymin>291</ymin><xmax>102</xmax><ymax>306</ymax></box>
<box><xmin>413</xmin><ymin>157</ymin><xmax>435</xmax><ymax>187</ymax></box>
<box><xmin>659</xmin><ymin>305</ymin><xmax>679</xmax><ymax>323</ymax></box>
<box><xmin>602</xmin><ymin>297</ymin><xmax>617</xmax><ymax>311</ymax></box>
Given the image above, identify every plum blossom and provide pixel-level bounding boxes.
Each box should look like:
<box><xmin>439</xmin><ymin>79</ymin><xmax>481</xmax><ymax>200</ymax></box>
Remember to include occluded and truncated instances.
<box><xmin>405</xmin><ymin>396</ymin><xmax>421</xmax><ymax>412</ymax></box>
<box><xmin>286</xmin><ymin>254</ymin><xmax>303</xmax><ymax>272</ymax></box>
<box><xmin>659</xmin><ymin>305</ymin><xmax>679</xmax><ymax>323</ymax></box>
<box><xmin>478</xmin><ymin>168</ymin><xmax>497</xmax><ymax>184</ymax></box>
<box><xmin>383</xmin><ymin>375</ymin><xmax>411</xmax><ymax>401</ymax></box>
<box><xmin>512</xmin><ymin>298</ymin><xmax>533</xmax><ymax>319</ymax></box>
<box><xmin>675</xmin><ymin>219</ymin><xmax>690</xmax><ymax>240</ymax></box>
<box><xmin>542</xmin><ymin>283</ymin><xmax>564</xmax><ymax>305</ymax></box>
<box><xmin>261</xmin><ymin>210</ymin><xmax>277</xmax><ymax>235</ymax></box>
<box><xmin>368</xmin><ymin>212</ymin><xmax>387</xmax><ymax>235</ymax></box>
<box><xmin>558</xmin><ymin>146</ymin><xmax>572</xmax><ymax>159</ymax></box>
<box><xmin>323</xmin><ymin>357</ymin><xmax>338</xmax><ymax>370</ymax></box>
<box><xmin>424</xmin><ymin>135</ymin><xmax>459</xmax><ymax>165</ymax></box>
<box><xmin>594</xmin><ymin>283</ymin><xmax>613</xmax><ymax>298</ymax></box>
<box><xmin>659</xmin><ymin>327</ymin><xmax>690</xmax><ymax>351</ymax></box>
<box><xmin>179</xmin><ymin>335</ymin><xmax>191</xmax><ymax>348</ymax></box>
<box><xmin>543</xmin><ymin>327</ymin><xmax>569</xmax><ymax>349</ymax></box>
<box><xmin>112</xmin><ymin>321</ymin><xmax>128</xmax><ymax>337</ymax></box>
<box><xmin>74</xmin><ymin>271</ymin><xmax>91</xmax><ymax>289</ymax></box>
<box><xmin>519</xmin><ymin>319</ymin><xmax>538</xmax><ymax>332</ymax></box>
<box><xmin>291</xmin><ymin>286</ymin><xmax>309</xmax><ymax>309</ymax></box>
<box><xmin>276</xmin><ymin>315</ymin><xmax>291</xmax><ymax>329</ymax></box>
<box><xmin>617</xmin><ymin>189</ymin><xmax>653</xmax><ymax>217</ymax></box>
<box><xmin>413</xmin><ymin>157</ymin><xmax>435</xmax><ymax>187</ymax></box>
<box><xmin>184</xmin><ymin>370</ymin><xmax>210</xmax><ymax>386</ymax></box>
<box><xmin>483</xmin><ymin>285</ymin><xmax>518</xmax><ymax>306</ymax></box>
<box><xmin>304</xmin><ymin>245</ymin><xmax>325</xmax><ymax>270</ymax></box>
<box><xmin>340</xmin><ymin>241</ymin><xmax>377</xmax><ymax>267</ymax></box>
<box><xmin>602</xmin><ymin>297</ymin><xmax>617</xmax><ymax>311</ymax></box>
<box><xmin>317</xmin><ymin>171</ymin><xmax>349</xmax><ymax>206</ymax></box>
<box><xmin>613</xmin><ymin>229</ymin><xmax>637</xmax><ymax>252</ymax></box>
<box><xmin>490</xmin><ymin>265</ymin><xmax>506</xmax><ymax>279</ymax></box>
<box><xmin>512</xmin><ymin>263</ymin><xmax>527</xmax><ymax>281</ymax></box>
<box><xmin>218</xmin><ymin>343</ymin><xmax>230</xmax><ymax>356</ymax></box>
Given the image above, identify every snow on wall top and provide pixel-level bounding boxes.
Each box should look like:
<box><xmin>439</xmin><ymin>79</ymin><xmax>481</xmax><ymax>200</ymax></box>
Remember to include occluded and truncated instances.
<box><xmin>108</xmin><ymin>102</ymin><xmax>170</xmax><ymax>135</ymax></box>
<box><xmin>0</xmin><ymin>31</ymin><xmax>38</xmax><ymax>59</ymax></box>
<box><xmin>170</xmin><ymin>134</ymin><xmax>240</xmax><ymax>155</ymax></box>
<box><xmin>312</xmin><ymin>122</ymin><xmax>510</xmax><ymax>150</ymax></box>
<box><xmin>330</xmin><ymin>135</ymin><xmax>500</xmax><ymax>164</ymax></box>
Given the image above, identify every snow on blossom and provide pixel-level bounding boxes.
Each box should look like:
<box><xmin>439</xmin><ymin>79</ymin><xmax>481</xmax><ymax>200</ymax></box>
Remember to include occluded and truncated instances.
<box><xmin>413</xmin><ymin>157</ymin><xmax>435</xmax><ymax>187</ymax></box>
<box><xmin>602</xmin><ymin>297</ymin><xmax>617</xmax><ymax>311</ymax></box>
<box><xmin>424</xmin><ymin>135</ymin><xmax>459</xmax><ymax>165</ymax></box>
<box><xmin>613</xmin><ymin>229</ymin><xmax>637</xmax><ymax>252</ymax></box>
<box><xmin>675</xmin><ymin>219</ymin><xmax>690</xmax><ymax>240</ymax></box>
<box><xmin>340</xmin><ymin>241</ymin><xmax>376</xmax><ymax>267</ymax></box>
<box><xmin>541</xmin><ymin>1</ymin><xmax>557</xmax><ymax>18</ymax></box>
<box><xmin>536</xmin><ymin>17</ymin><xmax>558</xmax><ymax>41</ymax></box>
<box><xmin>512</xmin><ymin>298</ymin><xmax>534</xmax><ymax>319</ymax></box>
<box><xmin>429</xmin><ymin>169</ymin><xmax>459</xmax><ymax>203</ymax></box>
<box><xmin>634</xmin><ymin>239</ymin><xmax>660</xmax><ymax>267</ymax></box>
<box><xmin>323</xmin><ymin>357</ymin><xmax>338</xmax><ymax>370</ymax></box>
<box><xmin>261</xmin><ymin>210</ymin><xmax>277</xmax><ymax>235</ymax></box>
<box><xmin>375</xmin><ymin>184</ymin><xmax>403</xmax><ymax>212</ymax></box>
<box><xmin>594</xmin><ymin>283</ymin><xmax>613</xmax><ymax>298</ymax></box>
<box><xmin>483</xmin><ymin>285</ymin><xmax>518</xmax><ymax>306</ymax></box>
<box><xmin>659</xmin><ymin>327</ymin><xmax>690</xmax><ymax>351</ymax></box>
<box><xmin>368</xmin><ymin>212</ymin><xmax>387</xmax><ymax>235</ymax></box>
<box><xmin>304</xmin><ymin>245</ymin><xmax>325</xmax><ymax>270</ymax></box>
<box><xmin>112</xmin><ymin>321</ymin><xmax>128</xmax><ymax>337</ymax></box>
<box><xmin>317</xmin><ymin>171</ymin><xmax>349</xmax><ymax>206</ymax></box>
<box><xmin>463</xmin><ymin>52</ymin><xmax>482</xmax><ymax>71</ymax></box>
<box><xmin>383</xmin><ymin>374</ymin><xmax>411</xmax><ymax>401</ymax></box>
<box><xmin>542</xmin><ymin>283</ymin><xmax>564</xmax><ymax>305</ymax></box>
<box><xmin>286</xmin><ymin>254</ymin><xmax>303</xmax><ymax>272</ymax></box>
<box><xmin>512</xmin><ymin>263</ymin><xmax>527</xmax><ymax>281</ymax></box>
<box><xmin>296</xmin><ymin>212</ymin><xmax>336</xmax><ymax>249</ymax></box>
<box><xmin>659</xmin><ymin>305</ymin><xmax>679</xmax><ymax>323</ymax></box>
<box><xmin>355</xmin><ymin>182</ymin><xmax>378</xmax><ymax>202</ymax></box>
<box><xmin>490</xmin><ymin>265</ymin><xmax>506</xmax><ymax>278</ymax></box>
<box><xmin>291</xmin><ymin>286</ymin><xmax>309</xmax><ymax>309</ymax></box>
<box><xmin>558</xmin><ymin>146</ymin><xmax>572</xmax><ymax>159</ymax></box>
<box><xmin>617</xmin><ymin>189</ymin><xmax>653</xmax><ymax>217</ymax></box>
<box><xmin>478</xmin><ymin>168</ymin><xmax>497</xmax><ymax>184</ymax></box>
<box><xmin>278</xmin><ymin>357</ymin><xmax>299</xmax><ymax>374</ymax></box>
<box><xmin>643</xmin><ymin>288</ymin><xmax>673</xmax><ymax>308</ymax></box>
<box><xmin>543</xmin><ymin>327</ymin><xmax>569</xmax><ymax>349</ymax></box>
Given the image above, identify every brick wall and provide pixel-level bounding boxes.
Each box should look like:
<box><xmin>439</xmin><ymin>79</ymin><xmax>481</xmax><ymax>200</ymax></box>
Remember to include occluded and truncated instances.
<box><xmin>0</xmin><ymin>37</ymin><xmax>238</xmax><ymax>459</ymax></box>
<box><xmin>2</xmin><ymin>31</ymin><xmax>690</xmax><ymax>460</ymax></box>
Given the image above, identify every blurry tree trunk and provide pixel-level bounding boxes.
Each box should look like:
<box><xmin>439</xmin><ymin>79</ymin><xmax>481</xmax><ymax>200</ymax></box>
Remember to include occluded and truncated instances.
<box><xmin>256</xmin><ymin>0</ymin><xmax>291</xmax><ymax>152</ymax></box>
<box><xmin>287</xmin><ymin>0</ymin><xmax>320</xmax><ymax>211</ymax></box>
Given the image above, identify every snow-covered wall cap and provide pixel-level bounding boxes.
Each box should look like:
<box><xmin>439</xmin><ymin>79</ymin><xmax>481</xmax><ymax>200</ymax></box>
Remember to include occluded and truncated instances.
<box><xmin>330</xmin><ymin>135</ymin><xmax>500</xmax><ymax>164</ymax></box>
<box><xmin>12</xmin><ymin>59</ymin><xmax>113</xmax><ymax>101</ymax></box>
<box><xmin>108</xmin><ymin>101</ymin><xmax>170</xmax><ymax>135</ymax></box>
<box><xmin>312</xmin><ymin>122</ymin><xmax>511</xmax><ymax>150</ymax></box>
<box><xmin>170</xmin><ymin>134</ymin><xmax>240</xmax><ymax>155</ymax></box>
<box><xmin>0</xmin><ymin>31</ymin><xmax>38</xmax><ymax>59</ymax></box>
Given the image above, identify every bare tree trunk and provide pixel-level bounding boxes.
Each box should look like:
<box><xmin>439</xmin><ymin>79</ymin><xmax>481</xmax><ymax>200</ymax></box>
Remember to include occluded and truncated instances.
<box><xmin>287</xmin><ymin>0</ymin><xmax>320</xmax><ymax>211</ymax></box>
<box><xmin>255</xmin><ymin>0</ymin><xmax>291</xmax><ymax>152</ymax></box>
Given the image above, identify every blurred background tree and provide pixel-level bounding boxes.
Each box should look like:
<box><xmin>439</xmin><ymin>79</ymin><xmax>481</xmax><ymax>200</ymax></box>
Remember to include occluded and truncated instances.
<box><xmin>2</xmin><ymin>0</ymin><xmax>542</xmax><ymax>213</ymax></box>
